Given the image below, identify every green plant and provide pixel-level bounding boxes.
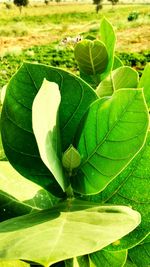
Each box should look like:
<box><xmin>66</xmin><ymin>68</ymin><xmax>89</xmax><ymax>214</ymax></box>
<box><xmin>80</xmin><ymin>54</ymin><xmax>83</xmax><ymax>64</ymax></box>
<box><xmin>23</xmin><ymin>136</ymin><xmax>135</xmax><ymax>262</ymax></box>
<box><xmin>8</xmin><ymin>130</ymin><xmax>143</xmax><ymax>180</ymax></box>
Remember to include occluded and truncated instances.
<box><xmin>127</xmin><ymin>11</ymin><xmax>139</xmax><ymax>21</ymax></box>
<box><xmin>93</xmin><ymin>0</ymin><xmax>103</xmax><ymax>13</ymax></box>
<box><xmin>0</xmin><ymin>18</ymin><xmax>150</xmax><ymax>267</ymax></box>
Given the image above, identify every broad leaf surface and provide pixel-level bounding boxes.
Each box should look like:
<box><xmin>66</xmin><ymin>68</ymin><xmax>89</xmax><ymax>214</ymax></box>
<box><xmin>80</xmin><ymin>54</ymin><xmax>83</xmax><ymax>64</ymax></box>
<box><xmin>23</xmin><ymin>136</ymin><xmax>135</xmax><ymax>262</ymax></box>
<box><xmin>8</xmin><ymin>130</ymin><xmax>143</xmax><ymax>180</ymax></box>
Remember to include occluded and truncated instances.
<box><xmin>138</xmin><ymin>63</ymin><xmax>150</xmax><ymax>109</ymax></box>
<box><xmin>0</xmin><ymin>200</ymin><xmax>140</xmax><ymax>266</ymax></box>
<box><xmin>89</xmin><ymin>250</ymin><xmax>127</xmax><ymax>267</ymax></box>
<box><xmin>124</xmin><ymin>260</ymin><xmax>137</xmax><ymax>267</ymax></box>
<box><xmin>96</xmin><ymin>66</ymin><xmax>139</xmax><ymax>97</ymax></box>
<box><xmin>0</xmin><ymin>161</ymin><xmax>59</xmax><ymax>222</ymax></box>
<box><xmin>128</xmin><ymin>235</ymin><xmax>150</xmax><ymax>267</ymax></box>
<box><xmin>86</xmin><ymin>132</ymin><xmax>150</xmax><ymax>250</ymax></box>
<box><xmin>74</xmin><ymin>39</ymin><xmax>108</xmax><ymax>75</ymax></box>
<box><xmin>0</xmin><ymin>260</ymin><xmax>30</xmax><ymax>267</ymax></box>
<box><xmin>0</xmin><ymin>63</ymin><xmax>97</xmax><ymax>193</ymax></box>
<box><xmin>71</xmin><ymin>89</ymin><xmax>149</xmax><ymax>195</ymax></box>
<box><xmin>32</xmin><ymin>79</ymin><xmax>68</xmax><ymax>191</ymax></box>
<box><xmin>100</xmin><ymin>18</ymin><xmax>116</xmax><ymax>80</ymax></box>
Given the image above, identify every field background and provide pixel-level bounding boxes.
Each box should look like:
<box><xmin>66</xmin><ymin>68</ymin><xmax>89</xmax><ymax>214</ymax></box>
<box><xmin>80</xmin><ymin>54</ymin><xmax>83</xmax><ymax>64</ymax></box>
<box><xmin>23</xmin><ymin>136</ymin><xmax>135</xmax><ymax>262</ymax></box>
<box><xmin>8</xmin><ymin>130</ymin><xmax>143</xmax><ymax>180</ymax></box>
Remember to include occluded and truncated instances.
<box><xmin>0</xmin><ymin>2</ymin><xmax>150</xmax><ymax>88</ymax></box>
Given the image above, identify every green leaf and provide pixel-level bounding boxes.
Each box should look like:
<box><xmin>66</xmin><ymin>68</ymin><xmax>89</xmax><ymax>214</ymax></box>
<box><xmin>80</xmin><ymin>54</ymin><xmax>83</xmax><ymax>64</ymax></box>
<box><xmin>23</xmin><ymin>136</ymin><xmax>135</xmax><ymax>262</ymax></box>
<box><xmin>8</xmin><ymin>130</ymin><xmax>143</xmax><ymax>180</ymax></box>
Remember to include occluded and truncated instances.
<box><xmin>62</xmin><ymin>145</ymin><xmax>81</xmax><ymax>172</ymax></box>
<box><xmin>71</xmin><ymin>89</ymin><xmax>149</xmax><ymax>195</ymax></box>
<box><xmin>88</xmin><ymin>131</ymin><xmax>150</xmax><ymax>250</ymax></box>
<box><xmin>89</xmin><ymin>250</ymin><xmax>127</xmax><ymax>267</ymax></box>
<box><xmin>138</xmin><ymin>63</ymin><xmax>150</xmax><ymax>109</ymax></box>
<box><xmin>100</xmin><ymin>18</ymin><xmax>116</xmax><ymax>80</ymax></box>
<box><xmin>128</xmin><ymin>236</ymin><xmax>150</xmax><ymax>267</ymax></box>
<box><xmin>113</xmin><ymin>55</ymin><xmax>124</xmax><ymax>70</ymax></box>
<box><xmin>32</xmin><ymin>79</ymin><xmax>68</xmax><ymax>191</ymax></box>
<box><xmin>0</xmin><ymin>200</ymin><xmax>140</xmax><ymax>266</ymax></box>
<box><xmin>0</xmin><ymin>161</ymin><xmax>59</xmax><ymax>222</ymax></box>
<box><xmin>74</xmin><ymin>39</ymin><xmax>108</xmax><ymax>75</ymax></box>
<box><xmin>96</xmin><ymin>66</ymin><xmax>139</xmax><ymax>97</ymax></box>
<box><xmin>0</xmin><ymin>260</ymin><xmax>30</xmax><ymax>267</ymax></box>
<box><xmin>1</xmin><ymin>63</ymin><xmax>97</xmax><ymax>193</ymax></box>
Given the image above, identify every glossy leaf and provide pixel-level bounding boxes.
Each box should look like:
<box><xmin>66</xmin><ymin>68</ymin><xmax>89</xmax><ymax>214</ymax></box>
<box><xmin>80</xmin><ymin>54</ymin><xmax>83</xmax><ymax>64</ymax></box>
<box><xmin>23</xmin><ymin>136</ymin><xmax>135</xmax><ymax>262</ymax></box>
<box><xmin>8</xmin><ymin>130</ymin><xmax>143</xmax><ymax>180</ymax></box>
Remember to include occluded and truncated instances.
<box><xmin>71</xmin><ymin>89</ymin><xmax>149</xmax><ymax>195</ymax></box>
<box><xmin>0</xmin><ymin>200</ymin><xmax>140</xmax><ymax>266</ymax></box>
<box><xmin>0</xmin><ymin>63</ymin><xmax>97</xmax><ymax>193</ymax></box>
<box><xmin>138</xmin><ymin>63</ymin><xmax>150</xmax><ymax>109</ymax></box>
<box><xmin>0</xmin><ymin>161</ymin><xmax>59</xmax><ymax>222</ymax></box>
<box><xmin>89</xmin><ymin>250</ymin><xmax>127</xmax><ymax>267</ymax></box>
<box><xmin>32</xmin><ymin>79</ymin><xmax>68</xmax><ymax>191</ymax></box>
<box><xmin>128</xmin><ymin>235</ymin><xmax>150</xmax><ymax>267</ymax></box>
<box><xmin>100</xmin><ymin>18</ymin><xmax>116</xmax><ymax>80</ymax></box>
<box><xmin>88</xmin><ymin>131</ymin><xmax>150</xmax><ymax>250</ymax></box>
<box><xmin>96</xmin><ymin>66</ymin><xmax>139</xmax><ymax>97</ymax></box>
<box><xmin>74</xmin><ymin>39</ymin><xmax>108</xmax><ymax>75</ymax></box>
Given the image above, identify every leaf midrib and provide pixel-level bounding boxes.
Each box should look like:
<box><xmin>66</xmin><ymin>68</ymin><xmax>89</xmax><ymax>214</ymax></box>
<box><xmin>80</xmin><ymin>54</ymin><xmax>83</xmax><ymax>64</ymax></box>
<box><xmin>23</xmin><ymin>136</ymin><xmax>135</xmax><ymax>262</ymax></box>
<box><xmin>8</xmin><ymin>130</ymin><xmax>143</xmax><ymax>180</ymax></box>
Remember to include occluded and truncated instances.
<box><xmin>80</xmin><ymin>91</ymin><xmax>145</xmax><ymax>169</ymax></box>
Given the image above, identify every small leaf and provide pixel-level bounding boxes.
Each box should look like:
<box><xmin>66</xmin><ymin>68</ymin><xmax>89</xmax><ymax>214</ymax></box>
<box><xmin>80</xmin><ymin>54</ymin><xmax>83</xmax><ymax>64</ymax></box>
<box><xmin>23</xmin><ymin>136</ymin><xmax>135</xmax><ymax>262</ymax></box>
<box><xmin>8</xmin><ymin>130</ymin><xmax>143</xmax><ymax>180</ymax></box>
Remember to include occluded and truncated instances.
<box><xmin>89</xmin><ymin>250</ymin><xmax>127</xmax><ymax>267</ymax></box>
<box><xmin>62</xmin><ymin>145</ymin><xmax>81</xmax><ymax>172</ymax></box>
<box><xmin>96</xmin><ymin>66</ymin><xmax>139</xmax><ymax>97</ymax></box>
<box><xmin>138</xmin><ymin>63</ymin><xmax>150</xmax><ymax>109</ymax></box>
<box><xmin>0</xmin><ymin>200</ymin><xmax>140</xmax><ymax>266</ymax></box>
<box><xmin>100</xmin><ymin>18</ymin><xmax>116</xmax><ymax>80</ymax></box>
<box><xmin>32</xmin><ymin>79</ymin><xmax>68</xmax><ymax>191</ymax></box>
<box><xmin>74</xmin><ymin>39</ymin><xmax>108</xmax><ymax>75</ymax></box>
<box><xmin>71</xmin><ymin>89</ymin><xmax>149</xmax><ymax>195</ymax></box>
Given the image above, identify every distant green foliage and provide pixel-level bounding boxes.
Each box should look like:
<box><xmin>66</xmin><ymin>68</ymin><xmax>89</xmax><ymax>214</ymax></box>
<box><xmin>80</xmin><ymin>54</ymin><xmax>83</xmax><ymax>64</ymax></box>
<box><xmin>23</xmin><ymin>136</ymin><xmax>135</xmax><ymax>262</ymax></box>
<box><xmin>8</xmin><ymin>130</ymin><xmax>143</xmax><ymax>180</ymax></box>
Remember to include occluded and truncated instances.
<box><xmin>93</xmin><ymin>0</ymin><xmax>103</xmax><ymax>13</ymax></box>
<box><xmin>14</xmin><ymin>0</ymin><xmax>29</xmax><ymax>13</ymax></box>
<box><xmin>108</xmin><ymin>0</ymin><xmax>119</xmax><ymax>5</ymax></box>
<box><xmin>0</xmin><ymin>45</ymin><xmax>149</xmax><ymax>89</ymax></box>
<box><xmin>128</xmin><ymin>11</ymin><xmax>139</xmax><ymax>21</ymax></box>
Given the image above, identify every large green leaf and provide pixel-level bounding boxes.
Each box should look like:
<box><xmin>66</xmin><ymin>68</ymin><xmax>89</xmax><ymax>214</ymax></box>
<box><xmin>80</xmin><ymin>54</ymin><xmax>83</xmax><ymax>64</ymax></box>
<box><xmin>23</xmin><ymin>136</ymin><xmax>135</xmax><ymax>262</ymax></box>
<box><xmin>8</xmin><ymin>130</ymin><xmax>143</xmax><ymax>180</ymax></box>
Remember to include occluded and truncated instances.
<box><xmin>99</xmin><ymin>18</ymin><xmax>116</xmax><ymax>80</ymax></box>
<box><xmin>87</xmin><ymin>131</ymin><xmax>150</xmax><ymax>250</ymax></box>
<box><xmin>74</xmin><ymin>39</ymin><xmax>108</xmax><ymax>75</ymax></box>
<box><xmin>89</xmin><ymin>250</ymin><xmax>127</xmax><ymax>267</ymax></box>
<box><xmin>96</xmin><ymin>66</ymin><xmax>139</xmax><ymax>97</ymax></box>
<box><xmin>71</xmin><ymin>89</ymin><xmax>149</xmax><ymax>195</ymax></box>
<box><xmin>113</xmin><ymin>55</ymin><xmax>124</xmax><ymax>70</ymax></box>
<box><xmin>128</xmin><ymin>235</ymin><xmax>150</xmax><ymax>267</ymax></box>
<box><xmin>138</xmin><ymin>63</ymin><xmax>150</xmax><ymax>109</ymax></box>
<box><xmin>0</xmin><ymin>161</ymin><xmax>59</xmax><ymax>222</ymax></box>
<box><xmin>32</xmin><ymin>79</ymin><xmax>68</xmax><ymax>191</ymax></box>
<box><xmin>0</xmin><ymin>200</ymin><xmax>140</xmax><ymax>266</ymax></box>
<box><xmin>0</xmin><ymin>63</ymin><xmax>97</xmax><ymax>193</ymax></box>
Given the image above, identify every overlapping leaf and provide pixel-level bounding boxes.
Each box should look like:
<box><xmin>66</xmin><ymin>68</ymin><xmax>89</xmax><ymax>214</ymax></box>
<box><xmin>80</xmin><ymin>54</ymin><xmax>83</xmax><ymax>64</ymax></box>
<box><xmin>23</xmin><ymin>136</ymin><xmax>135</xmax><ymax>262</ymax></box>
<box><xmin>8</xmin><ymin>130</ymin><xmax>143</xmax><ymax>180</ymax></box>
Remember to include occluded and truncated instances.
<box><xmin>0</xmin><ymin>63</ymin><xmax>97</xmax><ymax>193</ymax></box>
<box><xmin>138</xmin><ymin>63</ymin><xmax>150</xmax><ymax>109</ymax></box>
<box><xmin>87</xmin><ymin>132</ymin><xmax>150</xmax><ymax>250</ymax></box>
<box><xmin>89</xmin><ymin>250</ymin><xmax>127</xmax><ymax>267</ymax></box>
<box><xmin>71</xmin><ymin>89</ymin><xmax>149</xmax><ymax>195</ymax></box>
<box><xmin>96</xmin><ymin>66</ymin><xmax>139</xmax><ymax>97</ymax></box>
<box><xmin>74</xmin><ymin>39</ymin><xmax>108</xmax><ymax>75</ymax></box>
<box><xmin>99</xmin><ymin>18</ymin><xmax>116</xmax><ymax>80</ymax></box>
<box><xmin>0</xmin><ymin>200</ymin><xmax>140</xmax><ymax>266</ymax></box>
<box><xmin>0</xmin><ymin>161</ymin><xmax>59</xmax><ymax>222</ymax></box>
<box><xmin>32</xmin><ymin>79</ymin><xmax>68</xmax><ymax>191</ymax></box>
